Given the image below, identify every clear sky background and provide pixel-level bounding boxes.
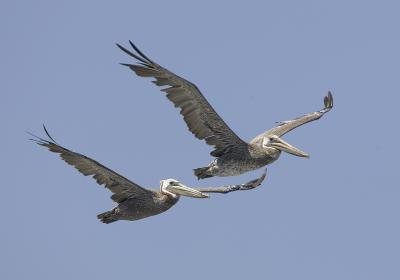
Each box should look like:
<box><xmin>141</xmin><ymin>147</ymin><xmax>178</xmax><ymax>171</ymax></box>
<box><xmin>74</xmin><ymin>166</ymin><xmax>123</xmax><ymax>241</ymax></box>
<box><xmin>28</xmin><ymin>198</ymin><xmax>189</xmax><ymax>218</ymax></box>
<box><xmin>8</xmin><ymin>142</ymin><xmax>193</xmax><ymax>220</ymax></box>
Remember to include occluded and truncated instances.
<box><xmin>2</xmin><ymin>1</ymin><xmax>399</xmax><ymax>279</ymax></box>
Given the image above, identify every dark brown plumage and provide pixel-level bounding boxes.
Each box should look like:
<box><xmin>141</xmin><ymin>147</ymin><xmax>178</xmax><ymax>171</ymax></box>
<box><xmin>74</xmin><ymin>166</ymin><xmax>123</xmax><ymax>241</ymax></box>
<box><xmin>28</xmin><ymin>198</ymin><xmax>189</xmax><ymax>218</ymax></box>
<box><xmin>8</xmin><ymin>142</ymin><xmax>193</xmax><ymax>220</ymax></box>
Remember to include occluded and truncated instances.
<box><xmin>30</xmin><ymin>128</ymin><xmax>208</xmax><ymax>223</ymax></box>
<box><xmin>30</xmin><ymin>128</ymin><xmax>268</xmax><ymax>223</ymax></box>
<box><xmin>118</xmin><ymin>42</ymin><xmax>333</xmax><ymax>179</ymax></box>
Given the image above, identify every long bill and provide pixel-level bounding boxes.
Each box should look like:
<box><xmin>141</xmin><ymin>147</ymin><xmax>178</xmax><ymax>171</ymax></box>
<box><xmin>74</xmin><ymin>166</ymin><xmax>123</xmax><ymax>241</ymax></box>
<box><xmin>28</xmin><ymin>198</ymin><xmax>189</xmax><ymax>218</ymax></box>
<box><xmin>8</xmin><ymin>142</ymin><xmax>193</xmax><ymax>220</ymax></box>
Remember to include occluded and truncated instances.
<box><xmin>165</xmin><ymin>183</ymin><xmax>209</xmax><ymax>198</ymax></box>
<box><xmin>271</xmin><ymin>137</ymin><xmax>310</xmax><ymax>158</ymax></box>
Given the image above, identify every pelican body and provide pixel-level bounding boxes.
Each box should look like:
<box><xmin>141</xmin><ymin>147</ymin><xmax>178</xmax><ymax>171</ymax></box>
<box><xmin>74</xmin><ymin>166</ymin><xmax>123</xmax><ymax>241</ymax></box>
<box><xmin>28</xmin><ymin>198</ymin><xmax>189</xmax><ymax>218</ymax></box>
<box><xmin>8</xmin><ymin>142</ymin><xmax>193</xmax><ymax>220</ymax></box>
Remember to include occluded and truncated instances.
<box><xmin>203</xmin><ymin>144</ymin><xmax>280</xmax><ymax>177</ymax></box>
<box><xmin>118</xmin><ymin>42</ymin><xmax>334</xmax><ymax>179</ymax></box>
<box><xmin>98</xmin><ymin>179</ymin><xmax>186</xmax><ymax>223</ymax></box>
<box><xmin>199</xmin><ymin>132</ymin><xmax>314</xmax><ymax>178</ymax></box>
<box><xmin>31</xmin><ymin>128</ymin><xmax>207</xmax><ymax>223</ymax></box>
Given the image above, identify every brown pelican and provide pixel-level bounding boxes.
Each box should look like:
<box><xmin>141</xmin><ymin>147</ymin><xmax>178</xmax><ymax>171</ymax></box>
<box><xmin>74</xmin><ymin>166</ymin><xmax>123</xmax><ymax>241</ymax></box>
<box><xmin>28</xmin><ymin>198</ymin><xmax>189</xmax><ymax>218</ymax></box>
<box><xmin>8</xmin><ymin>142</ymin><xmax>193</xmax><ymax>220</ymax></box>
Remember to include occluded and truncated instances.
<box><xmin>30</xmin><ymin>127</ymin><xmax>267</xmax><ymax>223</ymax></box>
<box><xmin>117</xmin><ymin>42</ymin><xmax>334</xmax><ymax>179</ymax></box>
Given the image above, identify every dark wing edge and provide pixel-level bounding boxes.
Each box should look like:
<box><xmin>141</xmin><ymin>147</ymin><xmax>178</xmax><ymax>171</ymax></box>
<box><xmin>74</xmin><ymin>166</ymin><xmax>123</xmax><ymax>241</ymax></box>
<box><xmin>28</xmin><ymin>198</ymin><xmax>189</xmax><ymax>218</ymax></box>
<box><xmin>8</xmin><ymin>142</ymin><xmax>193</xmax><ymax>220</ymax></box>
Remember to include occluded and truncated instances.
<box><xmin>117</xmin><ymin>41</ymin><xmax>247</xmax><ymax>157</ymax></box>
<box><xmin>29</xmin><ymin>126</ymin><xmax>151</xmax><ymax>203</ymax></box>
<box><xmin>264</xmin><ymin>91</ymin><xmax>334</xmax><ymax>137</ymax></box>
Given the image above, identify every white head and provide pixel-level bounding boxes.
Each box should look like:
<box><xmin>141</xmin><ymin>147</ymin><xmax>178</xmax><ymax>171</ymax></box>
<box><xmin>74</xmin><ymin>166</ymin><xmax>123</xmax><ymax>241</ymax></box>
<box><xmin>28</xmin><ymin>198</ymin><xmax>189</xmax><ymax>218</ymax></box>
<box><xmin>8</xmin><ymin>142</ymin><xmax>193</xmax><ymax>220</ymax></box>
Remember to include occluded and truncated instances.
<box><xmin>262</xmin><ymin>135</ymin><xmax>309</xmax><ymax>158</ymax></box>
<box><xmin>160</xmin><ymin>179</ymin><xmax>209</xmax><ymax>198</ymax></box>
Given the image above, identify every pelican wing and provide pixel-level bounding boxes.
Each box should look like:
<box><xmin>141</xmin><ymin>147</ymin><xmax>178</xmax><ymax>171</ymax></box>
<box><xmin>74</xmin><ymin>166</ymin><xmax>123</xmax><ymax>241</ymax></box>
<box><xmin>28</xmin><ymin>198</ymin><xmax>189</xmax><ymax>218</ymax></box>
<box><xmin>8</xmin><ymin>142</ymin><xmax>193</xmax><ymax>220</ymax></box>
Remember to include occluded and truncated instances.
<box><xmin>31</xmin><ymin>130</ymin><xmax>152</xmax><ymax>203</ymax></box>
<box><xmin>117</xmin><ymin>41</ymin><xmax>247</xmax><ymax>157</ymax></box>
<box><xmin>264</xmin><ymin>92</ymin><xmax>333</xmax><ymax>137</ymax></box>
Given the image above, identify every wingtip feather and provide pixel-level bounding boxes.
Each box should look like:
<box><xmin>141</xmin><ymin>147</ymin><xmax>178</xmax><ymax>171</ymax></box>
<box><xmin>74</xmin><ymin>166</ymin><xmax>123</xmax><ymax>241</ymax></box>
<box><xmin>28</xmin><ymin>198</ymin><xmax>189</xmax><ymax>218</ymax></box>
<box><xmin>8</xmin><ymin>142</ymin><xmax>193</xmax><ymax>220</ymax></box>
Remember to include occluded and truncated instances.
<box><xmin>128</xmin><ymin>41</ymin><xmax>154</xmax><ymax>64</ymax></box>
<box><xmin>323</xmin><ymin>91</ymin><xmax>333</xmax><ymax>109</ymax></box>
<box><xmin>117</xmin><ymin>42</ymin><xmax>149</xmax><ymax>65</ymax></box>
<box><xmin>326</xmin><ymin>91</ymin><xmax>333</xmax><ymax>108</ymax></box>
<box><xmin>42</xmin><ymin>124</ymin><xmax>58</xmax><ymax>144</ymax></box>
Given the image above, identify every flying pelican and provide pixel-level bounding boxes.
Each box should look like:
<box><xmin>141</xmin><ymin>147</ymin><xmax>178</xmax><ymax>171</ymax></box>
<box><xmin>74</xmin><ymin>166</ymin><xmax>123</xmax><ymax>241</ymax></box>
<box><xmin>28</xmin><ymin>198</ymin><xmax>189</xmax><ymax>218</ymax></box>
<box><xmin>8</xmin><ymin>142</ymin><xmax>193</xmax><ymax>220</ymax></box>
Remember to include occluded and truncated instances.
<box><xmin>30</xmin><ymin>127</ymin><xmax>267</xmax><ymax>223</ymax></box>
<box><xmin>117</xmin><ymin>42</ymin><xmax>333</xmax><ymax>179</ymax></box>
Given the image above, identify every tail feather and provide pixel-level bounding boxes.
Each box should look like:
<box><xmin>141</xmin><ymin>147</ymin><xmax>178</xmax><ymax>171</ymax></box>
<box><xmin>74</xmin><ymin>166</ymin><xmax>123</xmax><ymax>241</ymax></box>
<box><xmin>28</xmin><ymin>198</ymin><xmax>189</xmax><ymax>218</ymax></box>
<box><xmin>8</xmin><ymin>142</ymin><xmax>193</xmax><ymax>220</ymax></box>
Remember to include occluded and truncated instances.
<box><xmin>193</xmin><ymin>167</ymin><xmax>213</xmax><ymax>180</ymax></box>
<box><xmin>97</xmin><ymin>210</ymin><xmax>118</xmax><ymax>224</ymax></box>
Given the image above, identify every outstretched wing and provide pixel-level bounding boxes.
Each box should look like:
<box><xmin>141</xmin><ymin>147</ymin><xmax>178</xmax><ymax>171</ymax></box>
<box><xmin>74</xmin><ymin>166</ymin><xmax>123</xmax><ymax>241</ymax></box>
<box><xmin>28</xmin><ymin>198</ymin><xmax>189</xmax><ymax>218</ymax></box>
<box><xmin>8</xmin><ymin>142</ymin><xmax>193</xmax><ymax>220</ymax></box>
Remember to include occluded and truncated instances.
<box><xmin>30</xmin><ymin>127</ymin><xmax>152</xmax><ymax>203</ymax></box>
<box><xmin>117</xmin><ymin>41</ymin><xmax>247</xmax><ymax>157</ymax></box>
<box><xmin>263</xmin><ymin>92</ymin><xmax>333</xmax><ymax>137</ymax></box>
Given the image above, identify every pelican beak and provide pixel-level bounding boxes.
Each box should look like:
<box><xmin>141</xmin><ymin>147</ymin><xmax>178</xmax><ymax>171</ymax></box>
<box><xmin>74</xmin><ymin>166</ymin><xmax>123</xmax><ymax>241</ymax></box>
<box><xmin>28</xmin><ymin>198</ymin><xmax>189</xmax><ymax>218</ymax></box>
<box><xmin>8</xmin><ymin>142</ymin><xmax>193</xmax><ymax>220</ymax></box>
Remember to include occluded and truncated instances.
<box><xmin>166</xmin><ymin>183</ymin><xmax>209</xmax><ymax>198</ymax></box>
<box><xmin>271</xmin><ymin>137</ymin><xmax>310</xmax><ymax>158</ymax></box>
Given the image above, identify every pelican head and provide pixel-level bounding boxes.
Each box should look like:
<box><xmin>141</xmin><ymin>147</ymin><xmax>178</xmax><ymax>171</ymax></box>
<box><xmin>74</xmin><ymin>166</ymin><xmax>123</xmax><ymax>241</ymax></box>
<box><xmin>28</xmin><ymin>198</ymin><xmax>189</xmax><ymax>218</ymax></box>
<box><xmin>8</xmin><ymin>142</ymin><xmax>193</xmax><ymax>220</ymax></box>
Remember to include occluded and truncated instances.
<box><xmin>160</xmin><ymin>179</ymin><xmax>209</xmax><ymax>198</ymax></box>
<box><xmin>263</xmin><ymin>135</ymin><xmax>309</xmax><ymax>158</ymax></box>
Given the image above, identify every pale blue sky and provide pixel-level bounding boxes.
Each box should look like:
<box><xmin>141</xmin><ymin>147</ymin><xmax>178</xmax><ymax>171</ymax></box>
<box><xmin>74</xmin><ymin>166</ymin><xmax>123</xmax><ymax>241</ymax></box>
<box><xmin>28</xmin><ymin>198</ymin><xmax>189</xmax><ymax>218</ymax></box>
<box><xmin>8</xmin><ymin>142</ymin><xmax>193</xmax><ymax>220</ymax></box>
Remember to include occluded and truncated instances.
<box><xmin>2</xmin><ymin>1</ymin><xmax>400</xmax><ymax>279</ymax></box>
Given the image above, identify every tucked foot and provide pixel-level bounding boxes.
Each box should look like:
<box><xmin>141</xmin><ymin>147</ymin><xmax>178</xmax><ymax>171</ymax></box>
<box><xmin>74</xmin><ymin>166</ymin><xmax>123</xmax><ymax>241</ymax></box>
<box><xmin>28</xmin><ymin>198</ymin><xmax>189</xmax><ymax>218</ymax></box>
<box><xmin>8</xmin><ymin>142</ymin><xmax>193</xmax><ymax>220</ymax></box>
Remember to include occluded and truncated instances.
<box><xmin>194</xmin><ymin>166</ymin><xmax>213</xmax><ymax>180</ymax></box>
<box><xmin>97</xmin><ymin>209</ymin><xmax>119</xmax><ymax>224</ymax></box>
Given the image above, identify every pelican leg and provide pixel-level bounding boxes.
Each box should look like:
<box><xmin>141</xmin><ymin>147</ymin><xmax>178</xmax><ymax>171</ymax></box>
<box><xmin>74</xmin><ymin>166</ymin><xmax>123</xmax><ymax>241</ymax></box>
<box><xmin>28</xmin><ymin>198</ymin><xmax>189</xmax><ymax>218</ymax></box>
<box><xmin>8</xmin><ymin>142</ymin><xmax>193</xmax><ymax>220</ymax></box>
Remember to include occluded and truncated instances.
<box><xmin>196</xmin><ymin>168</ymin><xmax>267</xmax><ymax>194</ymax></box>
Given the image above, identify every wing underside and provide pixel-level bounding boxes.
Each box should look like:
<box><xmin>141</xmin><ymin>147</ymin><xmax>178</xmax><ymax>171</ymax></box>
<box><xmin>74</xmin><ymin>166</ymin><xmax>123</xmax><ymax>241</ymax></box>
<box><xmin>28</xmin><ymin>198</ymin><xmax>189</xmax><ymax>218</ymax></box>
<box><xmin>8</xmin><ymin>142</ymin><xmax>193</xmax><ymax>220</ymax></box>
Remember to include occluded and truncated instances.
<box><xmin>117</xmin><ymin>41</ymin><xmax>248</xmax><ymax>157</ymax></box>
<box><xmin>30</xmin><ymin>127</ymin><xmax>152</xmax><ymax>203</ymax></box>
<box><xmin>263</xmin><ymin>92</ymin><xmax>333</xmax><ymax>138</ymax></box>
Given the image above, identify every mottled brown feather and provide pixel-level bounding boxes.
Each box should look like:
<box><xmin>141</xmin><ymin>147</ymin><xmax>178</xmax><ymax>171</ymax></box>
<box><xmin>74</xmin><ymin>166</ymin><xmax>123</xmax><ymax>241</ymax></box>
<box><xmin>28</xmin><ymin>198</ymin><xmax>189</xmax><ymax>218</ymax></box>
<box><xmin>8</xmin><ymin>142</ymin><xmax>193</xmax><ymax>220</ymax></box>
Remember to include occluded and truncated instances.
<box><xmin>33</xmin><ymin>137</ymin><xmax>152</xmax><ymax>203</ymax></box>
<box><xmin>117</xmin><ymin>42</ymin><xmax>247</xmax><ymax>157</ymax></box>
